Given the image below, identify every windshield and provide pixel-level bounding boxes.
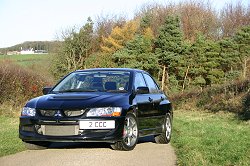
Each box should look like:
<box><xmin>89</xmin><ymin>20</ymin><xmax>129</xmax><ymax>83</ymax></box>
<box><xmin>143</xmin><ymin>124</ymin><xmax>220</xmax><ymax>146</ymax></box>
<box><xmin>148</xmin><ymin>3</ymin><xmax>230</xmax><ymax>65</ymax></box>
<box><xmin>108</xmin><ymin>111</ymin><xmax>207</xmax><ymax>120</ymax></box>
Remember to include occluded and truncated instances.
<box><xmin>52</xmin><ymin>71</ymin><xmax>131</xmax><ymax>93</ymax></box>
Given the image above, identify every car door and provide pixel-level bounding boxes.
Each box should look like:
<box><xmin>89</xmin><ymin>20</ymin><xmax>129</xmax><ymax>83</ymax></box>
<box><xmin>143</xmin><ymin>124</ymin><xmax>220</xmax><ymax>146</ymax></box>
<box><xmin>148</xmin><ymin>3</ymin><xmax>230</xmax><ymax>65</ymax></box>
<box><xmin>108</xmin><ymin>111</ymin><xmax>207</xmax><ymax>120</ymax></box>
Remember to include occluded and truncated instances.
<box><xmin>142</xmin><ymin>73</ymin><xmax>165</xmax><ymax>132</ymax></box>
<box><xmin>133</xmin><ymin>72</ymin><xmax>154</xmax><ymax>133</ymax></box>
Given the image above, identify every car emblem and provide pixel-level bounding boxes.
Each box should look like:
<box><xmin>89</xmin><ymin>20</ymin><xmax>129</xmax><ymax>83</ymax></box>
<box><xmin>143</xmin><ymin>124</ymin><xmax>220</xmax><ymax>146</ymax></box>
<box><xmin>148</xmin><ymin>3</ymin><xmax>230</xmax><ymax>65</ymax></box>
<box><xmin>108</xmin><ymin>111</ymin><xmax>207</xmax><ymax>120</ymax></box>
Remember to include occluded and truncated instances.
<box><xmin>54</xmin><ymin>110</ymin><xmax>62</xmax><ymax>117</ymax></box>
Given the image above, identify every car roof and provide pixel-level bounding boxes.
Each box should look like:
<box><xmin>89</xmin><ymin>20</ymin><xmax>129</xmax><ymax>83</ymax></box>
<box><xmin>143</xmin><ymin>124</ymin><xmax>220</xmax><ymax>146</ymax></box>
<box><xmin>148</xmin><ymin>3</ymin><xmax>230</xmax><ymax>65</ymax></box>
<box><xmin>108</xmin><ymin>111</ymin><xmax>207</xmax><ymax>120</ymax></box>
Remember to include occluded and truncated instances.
<box><xmin>75</xmin><ymin>68</ymin><xmax>148</xmax><ymax>74</ymax></box>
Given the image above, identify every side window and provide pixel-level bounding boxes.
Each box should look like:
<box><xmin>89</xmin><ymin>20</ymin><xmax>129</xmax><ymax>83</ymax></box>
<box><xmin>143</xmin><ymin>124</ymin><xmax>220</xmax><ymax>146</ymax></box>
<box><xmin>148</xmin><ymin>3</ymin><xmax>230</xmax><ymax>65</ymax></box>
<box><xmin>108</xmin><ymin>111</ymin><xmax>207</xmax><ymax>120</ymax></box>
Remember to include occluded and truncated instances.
<box><xmin>143</xmin><ymin>74</ymin><xmax>159</xmax><ymax>93</ymax></box>
<box><xmin>134</xmin><ymin>72</ymin><xmax>146</xmax><ymax>89</ymax></box>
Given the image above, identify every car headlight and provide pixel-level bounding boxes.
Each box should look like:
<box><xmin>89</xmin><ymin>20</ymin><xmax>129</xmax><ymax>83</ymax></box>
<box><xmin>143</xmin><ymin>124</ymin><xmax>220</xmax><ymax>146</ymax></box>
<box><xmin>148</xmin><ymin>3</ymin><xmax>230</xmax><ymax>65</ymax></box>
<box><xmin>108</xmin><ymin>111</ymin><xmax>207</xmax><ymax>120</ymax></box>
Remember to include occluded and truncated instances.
<box><xmin>21</xmin><ymin>107</ymin><xmax>36</xmax><ymax>116</ymax></box>
<box><xmin>86</xmin><ymin>107</ymin><xmax>122</xmax><ymax>117</ymax></box>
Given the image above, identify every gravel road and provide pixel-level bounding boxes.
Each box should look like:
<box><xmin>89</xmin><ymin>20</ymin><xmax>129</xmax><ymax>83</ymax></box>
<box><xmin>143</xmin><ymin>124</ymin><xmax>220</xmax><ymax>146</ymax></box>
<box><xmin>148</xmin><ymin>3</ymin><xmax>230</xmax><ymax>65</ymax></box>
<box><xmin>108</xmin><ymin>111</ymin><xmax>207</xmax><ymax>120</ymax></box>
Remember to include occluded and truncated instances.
<box><xmin>0</xmin><ymin>136</ymin><xmax>177</xmax><ymax>166</ymax></box>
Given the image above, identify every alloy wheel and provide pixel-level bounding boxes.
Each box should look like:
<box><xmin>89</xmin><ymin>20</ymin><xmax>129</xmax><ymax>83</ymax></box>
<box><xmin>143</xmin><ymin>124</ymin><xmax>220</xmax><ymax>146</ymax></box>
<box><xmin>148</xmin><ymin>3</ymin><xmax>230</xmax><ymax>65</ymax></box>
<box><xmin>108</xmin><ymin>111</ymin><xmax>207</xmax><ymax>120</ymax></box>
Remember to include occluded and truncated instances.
<box><xmin>123</xmin><ymin>115</ymin><xmax>138</xmax><ymax>147</ymax></box>
<box><xmin>165</xmin><ymin>116</ymin><xmax>171</xmax><ymax>140</ymax></box>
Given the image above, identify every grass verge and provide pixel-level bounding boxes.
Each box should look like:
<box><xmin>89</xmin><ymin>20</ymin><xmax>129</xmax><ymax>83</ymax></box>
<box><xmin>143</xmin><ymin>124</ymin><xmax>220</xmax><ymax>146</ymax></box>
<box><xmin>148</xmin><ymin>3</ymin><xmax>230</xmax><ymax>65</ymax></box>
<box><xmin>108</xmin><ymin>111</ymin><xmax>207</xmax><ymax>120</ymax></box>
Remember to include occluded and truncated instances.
<box><xmin>0</xmin><ymin>116</ymin><xmax>25</xmax><ymax>157</ymax></box>
<box><xmin>172</xmin><ymin>109</ymin><xmax>250</xmax><ymax>166</ymax></box>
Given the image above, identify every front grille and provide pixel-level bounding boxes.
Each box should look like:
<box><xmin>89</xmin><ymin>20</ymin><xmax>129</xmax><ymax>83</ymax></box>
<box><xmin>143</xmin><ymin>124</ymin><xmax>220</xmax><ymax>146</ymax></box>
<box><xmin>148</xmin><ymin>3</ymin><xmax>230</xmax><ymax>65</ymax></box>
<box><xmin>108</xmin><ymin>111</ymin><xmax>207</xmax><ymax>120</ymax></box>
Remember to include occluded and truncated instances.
<box><xmin>39</xmin><ymin>109</ymin><xmax>86</xmax><ymax>117</ymax></box>
<box><xmin>41</xmin><ymin>125</ymin><xmax>79</xmax><ymax>136</ymax></box>
<box><xmin>40</xmin><ymin>110</ymin><xmax>56</xmax><ymax>117</ymax></box>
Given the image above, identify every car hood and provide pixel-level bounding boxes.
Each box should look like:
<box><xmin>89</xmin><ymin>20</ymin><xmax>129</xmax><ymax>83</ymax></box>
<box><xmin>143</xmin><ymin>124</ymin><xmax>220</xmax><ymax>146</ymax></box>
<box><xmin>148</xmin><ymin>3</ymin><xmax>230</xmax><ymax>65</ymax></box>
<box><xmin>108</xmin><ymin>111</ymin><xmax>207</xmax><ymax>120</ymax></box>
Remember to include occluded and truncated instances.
<box><xmin>26</xmin><ymin>92</ymin><xmax>130</xmax><ymax>110</ymax></box>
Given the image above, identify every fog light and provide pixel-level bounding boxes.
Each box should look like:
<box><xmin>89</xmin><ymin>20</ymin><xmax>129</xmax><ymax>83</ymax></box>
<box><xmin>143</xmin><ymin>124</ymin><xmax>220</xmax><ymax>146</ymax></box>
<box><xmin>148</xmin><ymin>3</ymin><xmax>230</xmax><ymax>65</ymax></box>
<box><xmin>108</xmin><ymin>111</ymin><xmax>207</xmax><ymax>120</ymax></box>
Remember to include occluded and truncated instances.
<box><xmin>35</xmin><ymin>125</ymin><xmax>43</xmax><ymax>134</ymax></box>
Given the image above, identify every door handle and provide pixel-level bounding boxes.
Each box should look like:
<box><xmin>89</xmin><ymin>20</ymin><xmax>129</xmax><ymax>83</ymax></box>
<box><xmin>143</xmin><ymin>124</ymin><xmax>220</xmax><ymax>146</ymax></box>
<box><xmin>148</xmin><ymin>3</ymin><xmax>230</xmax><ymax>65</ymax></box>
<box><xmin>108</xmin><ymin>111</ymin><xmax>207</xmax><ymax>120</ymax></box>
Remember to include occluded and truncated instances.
<box><xmin>161</xmin><ymin>96</ymin><xmax>164</xmax><ymax>101</ymax></box>
<box><xmin>148</xmin><ymin>97</ymin><xmax>153</xmax><ymax>102</ymax></box>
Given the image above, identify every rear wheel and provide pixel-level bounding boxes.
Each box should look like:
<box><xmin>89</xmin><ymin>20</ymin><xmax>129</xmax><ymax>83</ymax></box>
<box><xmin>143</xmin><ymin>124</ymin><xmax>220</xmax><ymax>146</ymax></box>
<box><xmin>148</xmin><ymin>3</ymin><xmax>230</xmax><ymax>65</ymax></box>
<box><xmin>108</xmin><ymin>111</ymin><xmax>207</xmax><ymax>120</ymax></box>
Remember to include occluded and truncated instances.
<box><xmin>23</xmin><ymin>141</ymin><xmax>50</xmax><ymax>150</ymax></box>
<box><xmin>154</xmin><ymin>114</ymin><xmax>172</xmax><ymax>144</ymax></box>
<box><xmin>111</xmin><ymin>113</ymin><xmax>138</xmax><ymax>151</ymax></box>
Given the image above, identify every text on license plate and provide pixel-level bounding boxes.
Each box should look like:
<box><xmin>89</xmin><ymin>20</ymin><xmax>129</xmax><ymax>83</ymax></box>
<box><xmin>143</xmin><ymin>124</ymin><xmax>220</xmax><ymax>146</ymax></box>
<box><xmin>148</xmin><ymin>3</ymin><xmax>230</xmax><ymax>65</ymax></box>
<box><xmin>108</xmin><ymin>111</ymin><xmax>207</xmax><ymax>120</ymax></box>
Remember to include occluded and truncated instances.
<box><xmin>79</xmin><ymin>120</ymin><xmax>115</xmax><ymax>129</ymax></box>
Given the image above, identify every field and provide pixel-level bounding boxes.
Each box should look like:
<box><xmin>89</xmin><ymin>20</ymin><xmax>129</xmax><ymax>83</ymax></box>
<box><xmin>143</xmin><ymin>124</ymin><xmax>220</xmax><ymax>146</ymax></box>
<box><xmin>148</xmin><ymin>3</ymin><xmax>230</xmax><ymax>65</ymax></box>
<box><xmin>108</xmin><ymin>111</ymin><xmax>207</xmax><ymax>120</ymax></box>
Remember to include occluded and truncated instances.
<box><xmin>0</xmin><ymin>54</ymin><xmax>55</xmax><ymax>83</ymax></box>
<box><xmin>0</xmin><ymin>54</ymin><xmax>50</xmax><ymax>66</ymax></box>
<box><xmin>172</xmin><ymin>109</ymin><xmax>250</xmax><ymax>166</ymax></box>
<box><xmin>0</xmin><ymin>116</ymin><xmax>25</xmax><ymax>157</ymax></box>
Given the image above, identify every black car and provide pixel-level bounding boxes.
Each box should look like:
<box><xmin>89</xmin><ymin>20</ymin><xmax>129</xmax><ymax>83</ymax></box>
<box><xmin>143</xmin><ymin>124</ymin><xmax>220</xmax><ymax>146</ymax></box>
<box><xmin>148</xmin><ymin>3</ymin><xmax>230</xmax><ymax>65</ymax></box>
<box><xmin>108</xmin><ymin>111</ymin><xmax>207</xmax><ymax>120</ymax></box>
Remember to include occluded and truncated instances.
<box><xmin>19</xmin><ymin>68</ymin><xmax>173</xmax><ymax>151</ymax></box>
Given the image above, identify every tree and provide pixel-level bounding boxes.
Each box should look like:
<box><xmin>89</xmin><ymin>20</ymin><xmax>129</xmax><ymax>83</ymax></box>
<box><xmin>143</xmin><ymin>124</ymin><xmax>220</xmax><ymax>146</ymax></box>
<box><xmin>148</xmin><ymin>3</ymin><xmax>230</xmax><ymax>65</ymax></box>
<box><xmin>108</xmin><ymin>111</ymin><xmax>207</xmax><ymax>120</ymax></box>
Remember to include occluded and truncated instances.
<box><xmin>78</xmin><ymin>17</ymin><xmax>94</xmax><ymax>67</ymax></box>
<box><xmin>113</xmin><ymin>34</ymin><xmax>159</xmax><ymax>77</ymax></box>
<box><xmin>154</xmin><ymin>15</ymin><xmax>185</xmax><ymax>90</ymax></box>
<box><xmin>51</xmin><ymin>17</ymin><xmax>94</xmax><ymax>79</ymax></box>
<box><xmin>189</xmin><ymin>34</ymin><xmax>224</xmax><ymax>87</ymax></box>
<box><xmin>233</xmin><ymin>26</ymin><xmax>250</xmax><ymax>79</ymax></box>
<box><xmin>179</xmin><ymin>1</ymin><xmax>219</xmax><ymax>41</ymax></box>
<box><xmin>101</xmin><ymin>20</ymin><xmax>139</xmax><ymax>53</ymax></box>
<box><xmin>218</xmin><ymin>38</ymin><xmax>241</xmax><ymax>81</ymax></box>
<box><xmin>85</xmin><ymin>52</ymin><xmax>117</xmax><ymax>69</ymax></box>
<box><xmin>135</xmin><ymin>2</ymin><xmax>176</xmax><ymax>37</ymax></box>
<box><xmin>220</xmin><ymin>2</ymin><xmax>250</xmax><ymax>37</ymax></box>
<box><xmin>94</xmin><ymin>15</ymin><xmax>126</xmax><ymax>51</ymax></box>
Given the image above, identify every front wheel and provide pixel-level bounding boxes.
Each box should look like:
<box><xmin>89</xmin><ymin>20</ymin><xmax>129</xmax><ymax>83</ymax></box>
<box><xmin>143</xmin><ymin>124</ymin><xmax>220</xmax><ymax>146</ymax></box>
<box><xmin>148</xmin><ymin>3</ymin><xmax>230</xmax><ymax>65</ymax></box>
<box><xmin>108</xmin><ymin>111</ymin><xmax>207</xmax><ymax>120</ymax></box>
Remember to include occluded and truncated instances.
<box><xmin>111</xmin><ymin>113</ymin><xmax>138</xmax><ymax>151</ymax></box>
<box><xmin>154</xmin><ymin>114</ymin><xmax>172</xmax><ymax>144</ymax></box>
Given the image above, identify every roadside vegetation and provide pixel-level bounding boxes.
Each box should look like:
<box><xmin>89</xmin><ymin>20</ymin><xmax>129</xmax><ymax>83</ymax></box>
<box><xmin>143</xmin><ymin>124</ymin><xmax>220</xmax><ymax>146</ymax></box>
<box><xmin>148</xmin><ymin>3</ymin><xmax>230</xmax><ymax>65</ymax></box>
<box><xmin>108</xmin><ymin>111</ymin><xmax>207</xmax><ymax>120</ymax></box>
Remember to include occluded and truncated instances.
<box><xmin>0</xmin><ymin>58</ymin><xmax>53</xmax><ymax>157</ymax></box>
<box><xmin>0</xmin><ymin>60</ymin><xmax>53</xmax><ymax>117</ymax></box>
<box><xmin>0</xmin><ymin>116</ymin><xmax>25</xmax><ymax>157</ymax></box>
<box><xmin>171</xmin><ymin>78</ymin><xmax>250</xmax><ymax>165</ymax></box>
<box><xmin>172</xmin><ymin>110</ymin><xmax>250</xmax><ymax>166</ymax></box>
<box><xmin>50</xmin><ymin>1</ymin><xmax>250</xmax><ymax>93</ymax></box>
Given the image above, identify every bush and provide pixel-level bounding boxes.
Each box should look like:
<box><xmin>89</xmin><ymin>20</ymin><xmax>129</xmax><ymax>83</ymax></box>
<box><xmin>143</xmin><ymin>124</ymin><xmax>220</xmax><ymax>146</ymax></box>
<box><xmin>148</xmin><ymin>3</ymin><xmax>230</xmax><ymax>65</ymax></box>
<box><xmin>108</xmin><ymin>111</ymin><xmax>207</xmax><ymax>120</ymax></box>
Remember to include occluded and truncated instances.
<box><xmin>0</xmin><ymin>61</ymin><xmax>52</xmax><ymax>116</ymax></box>
<box><xmin>170</xmin><ymin>79</ymin><xmax>250</xmax><ymax>116</ymax></box>
<box><xmin>242</xmin><ymin>92</ymin><xmax>250</xmax><ymax>120</ymax></box>
<box><xmin>197</xmin><ymin>79</ymin><xmax>250</xmax><ymax>113</ymax></box>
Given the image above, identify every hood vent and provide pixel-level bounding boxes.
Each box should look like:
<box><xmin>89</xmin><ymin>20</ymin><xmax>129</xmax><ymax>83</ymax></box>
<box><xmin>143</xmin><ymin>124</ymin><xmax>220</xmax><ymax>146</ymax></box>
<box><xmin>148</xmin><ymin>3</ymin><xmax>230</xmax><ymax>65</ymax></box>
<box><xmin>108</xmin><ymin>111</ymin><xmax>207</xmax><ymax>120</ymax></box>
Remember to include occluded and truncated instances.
<box><xmin>51</xmin><ymin>94</ymin><xmax>98</xmax><ymax>100</ymax></box>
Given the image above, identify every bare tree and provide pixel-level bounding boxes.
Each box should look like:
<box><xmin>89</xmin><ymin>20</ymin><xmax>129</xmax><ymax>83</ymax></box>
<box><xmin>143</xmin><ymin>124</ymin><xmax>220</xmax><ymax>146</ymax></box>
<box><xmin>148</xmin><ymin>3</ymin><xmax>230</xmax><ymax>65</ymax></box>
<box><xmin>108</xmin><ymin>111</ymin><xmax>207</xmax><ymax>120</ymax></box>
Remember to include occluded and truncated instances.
<box><xmin>220</xmin><ymin>1</ymin><xmax>250</xmax><ymax>37</ymax></box>
<box><xmin>134</xmin><ymin>2</ymin><xmax>176</xmax><ymax>36</ymax></box>
<box><xmin>179</xmin><ymin>0</ymin><xmax>219</xmax><ymax>41</ymax></box>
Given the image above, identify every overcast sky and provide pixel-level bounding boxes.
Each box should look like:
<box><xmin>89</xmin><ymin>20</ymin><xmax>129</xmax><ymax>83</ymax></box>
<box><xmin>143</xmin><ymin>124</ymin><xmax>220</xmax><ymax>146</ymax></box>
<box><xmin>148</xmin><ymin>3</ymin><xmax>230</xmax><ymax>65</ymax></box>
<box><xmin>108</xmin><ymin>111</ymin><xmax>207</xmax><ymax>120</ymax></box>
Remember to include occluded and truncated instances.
<box><xmin>0</xmin><ymin>0</ymin><xmax>249</xmax><ymax>48</ymax></box>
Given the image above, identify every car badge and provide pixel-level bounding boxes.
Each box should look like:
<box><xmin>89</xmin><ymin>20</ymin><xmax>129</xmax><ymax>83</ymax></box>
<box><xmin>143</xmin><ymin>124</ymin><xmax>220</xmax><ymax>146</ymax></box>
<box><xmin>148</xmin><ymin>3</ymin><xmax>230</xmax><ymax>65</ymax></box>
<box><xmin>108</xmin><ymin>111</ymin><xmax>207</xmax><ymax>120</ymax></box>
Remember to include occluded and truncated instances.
<box><xmin>54</xmin><ymin>110</ymin><xmax>62</xmax><ymax>117</ymax></box>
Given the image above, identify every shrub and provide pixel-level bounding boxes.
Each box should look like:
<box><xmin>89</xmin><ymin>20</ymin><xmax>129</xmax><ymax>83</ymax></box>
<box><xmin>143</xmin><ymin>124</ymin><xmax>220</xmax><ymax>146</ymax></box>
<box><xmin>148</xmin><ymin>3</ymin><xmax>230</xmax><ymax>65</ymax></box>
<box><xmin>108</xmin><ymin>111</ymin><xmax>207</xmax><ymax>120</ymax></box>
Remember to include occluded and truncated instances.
<box><xmin>242</xmin><ymin>92</ymin><xmax>250</xmax><ymax>120</ymax></box>
<box><xmin>0</xmin><ymin>61</ymin><xmax>52</xmax><ymax>116</ymax></box>
<box><xmin>197</xmin><ymin>79</ymin><xmax>250</xmax><ymax>113</ymax></box>
<box><xmin>170</xmin><ymin>79</ymin><xmax>250</xmax><ymax>115</ymax></box>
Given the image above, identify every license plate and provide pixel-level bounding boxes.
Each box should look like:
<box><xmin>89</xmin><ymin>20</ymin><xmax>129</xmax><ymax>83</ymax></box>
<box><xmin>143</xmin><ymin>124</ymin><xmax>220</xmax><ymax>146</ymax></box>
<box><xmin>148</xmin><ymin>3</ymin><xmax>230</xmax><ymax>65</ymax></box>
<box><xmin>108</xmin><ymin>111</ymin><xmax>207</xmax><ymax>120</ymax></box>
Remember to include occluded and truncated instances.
<box><xmin>79</xmin><ymin>120</ymin><xmax>115</xmax><ymax>129</ymax></box>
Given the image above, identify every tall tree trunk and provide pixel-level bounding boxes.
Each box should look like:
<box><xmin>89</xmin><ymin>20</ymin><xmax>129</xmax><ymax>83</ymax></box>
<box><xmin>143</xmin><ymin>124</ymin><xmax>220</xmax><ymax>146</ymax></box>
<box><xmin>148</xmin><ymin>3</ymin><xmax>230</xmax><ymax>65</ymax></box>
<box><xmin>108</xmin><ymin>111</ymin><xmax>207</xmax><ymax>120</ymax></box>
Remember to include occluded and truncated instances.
<box><xmin>157</xmin><ymin>70</ymin><xmax>161</xmax><ymax>81</ymax></box>
<box><xmin>166</xmin><ymin>67</ymin><xmax>169</xmax><ymax>91</ymax></box>
<box><xmin>242</xmin><ymin>57</ymin><xmax>247</xmax><ymax>79</ymax></box>
<box><xmin>161</xmin><ymin>65</ymin><xmax>166</xmax><ymax>91</ymax></box>
<box><xmin>182</xmin><ymin>65</ymin><xmax>190</xmax><ymax>92</ymax></box>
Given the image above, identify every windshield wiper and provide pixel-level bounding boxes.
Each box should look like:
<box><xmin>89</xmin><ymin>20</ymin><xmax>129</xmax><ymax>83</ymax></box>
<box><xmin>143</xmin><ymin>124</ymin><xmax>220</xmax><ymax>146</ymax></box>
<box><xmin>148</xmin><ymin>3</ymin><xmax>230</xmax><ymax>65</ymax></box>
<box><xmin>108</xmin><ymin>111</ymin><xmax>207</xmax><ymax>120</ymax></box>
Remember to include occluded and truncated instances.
<box><xmin>58</xmin><ymin>89</ymin><xmax>97</xmax><ymax>93</ymax></box>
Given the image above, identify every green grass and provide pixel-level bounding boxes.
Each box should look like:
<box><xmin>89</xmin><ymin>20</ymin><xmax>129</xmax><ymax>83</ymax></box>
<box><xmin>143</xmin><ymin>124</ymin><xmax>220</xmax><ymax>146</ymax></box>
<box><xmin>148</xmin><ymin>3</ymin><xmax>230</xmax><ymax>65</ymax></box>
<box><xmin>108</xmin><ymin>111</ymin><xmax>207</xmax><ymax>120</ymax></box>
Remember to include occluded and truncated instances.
<box><xmin>0</xmin><ymin>54</ymin><xmax>50</xmax><ymax>66</ymax></box>
<box><xmin>0</xmin><ymin>116</ymin><xmax>25</xmax><ymax>157</ymax></box>
<box><xmin>172</xmin><ymin>110</ymin><xmax>250</xmax><ymax>166</ymax></box>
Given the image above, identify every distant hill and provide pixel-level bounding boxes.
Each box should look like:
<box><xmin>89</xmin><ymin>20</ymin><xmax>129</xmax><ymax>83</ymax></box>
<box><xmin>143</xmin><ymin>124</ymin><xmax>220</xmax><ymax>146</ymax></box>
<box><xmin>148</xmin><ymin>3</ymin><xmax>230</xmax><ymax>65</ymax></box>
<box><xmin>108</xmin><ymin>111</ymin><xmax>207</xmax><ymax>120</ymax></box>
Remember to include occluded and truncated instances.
<box><xmin>0</xmin><ymin>41</ymin><xmax>62</xmax><ymax>54</ymax></box>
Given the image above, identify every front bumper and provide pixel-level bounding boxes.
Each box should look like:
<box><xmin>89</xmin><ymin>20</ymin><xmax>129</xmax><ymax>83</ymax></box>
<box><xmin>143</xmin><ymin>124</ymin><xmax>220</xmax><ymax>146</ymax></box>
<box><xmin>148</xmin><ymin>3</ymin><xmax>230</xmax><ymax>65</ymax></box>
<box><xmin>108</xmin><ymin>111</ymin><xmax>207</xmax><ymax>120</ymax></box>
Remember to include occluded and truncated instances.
<box><xmin>19</xmin><ymin>116</ymin><xmax>125</xmax><ymax>143</ymax></box>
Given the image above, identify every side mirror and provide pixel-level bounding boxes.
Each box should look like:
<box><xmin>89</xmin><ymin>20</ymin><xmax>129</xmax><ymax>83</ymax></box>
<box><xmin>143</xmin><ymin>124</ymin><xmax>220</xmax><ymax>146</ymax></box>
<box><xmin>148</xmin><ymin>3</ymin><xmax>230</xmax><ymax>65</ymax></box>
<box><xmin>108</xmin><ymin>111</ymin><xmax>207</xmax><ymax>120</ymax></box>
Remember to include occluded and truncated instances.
<box><xmin>136</xmin><ymin>87</ymin><xmax>149</xmax><ymax>94</ymax></box>
<box><xmin>43</xmin><ymin>87</ymin><xmax>52</xmax><ymax>95</ymax></box>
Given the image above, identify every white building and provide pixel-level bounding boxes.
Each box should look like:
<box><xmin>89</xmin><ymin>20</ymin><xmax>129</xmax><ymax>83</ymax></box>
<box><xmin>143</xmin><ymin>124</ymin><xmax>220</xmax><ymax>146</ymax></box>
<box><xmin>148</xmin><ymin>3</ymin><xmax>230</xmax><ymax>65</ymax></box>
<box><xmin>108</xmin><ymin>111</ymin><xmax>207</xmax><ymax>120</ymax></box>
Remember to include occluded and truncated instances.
<box><xmin>20</xmin><ymin>48</ymin><xmax>34</xmax><ymax>54</ymax></box>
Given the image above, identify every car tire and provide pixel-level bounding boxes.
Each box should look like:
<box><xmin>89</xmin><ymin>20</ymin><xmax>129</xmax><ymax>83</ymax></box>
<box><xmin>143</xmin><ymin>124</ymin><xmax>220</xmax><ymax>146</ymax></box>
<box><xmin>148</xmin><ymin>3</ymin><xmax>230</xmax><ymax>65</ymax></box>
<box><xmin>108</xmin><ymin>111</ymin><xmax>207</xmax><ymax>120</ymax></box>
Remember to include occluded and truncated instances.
<box><xmin>23</xmin><ymin>141</ymin><xmax>50</xmax><ymax>150</ymax></box>
<box><xmin>154</xmin><ymin>113</ymin><xmax>172</xmax><ymax>144</ymax></box>
<box><xmin>111</xmin><ymin>113</ymin><xmax>139</xmax><ymax>151</ymax></box>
